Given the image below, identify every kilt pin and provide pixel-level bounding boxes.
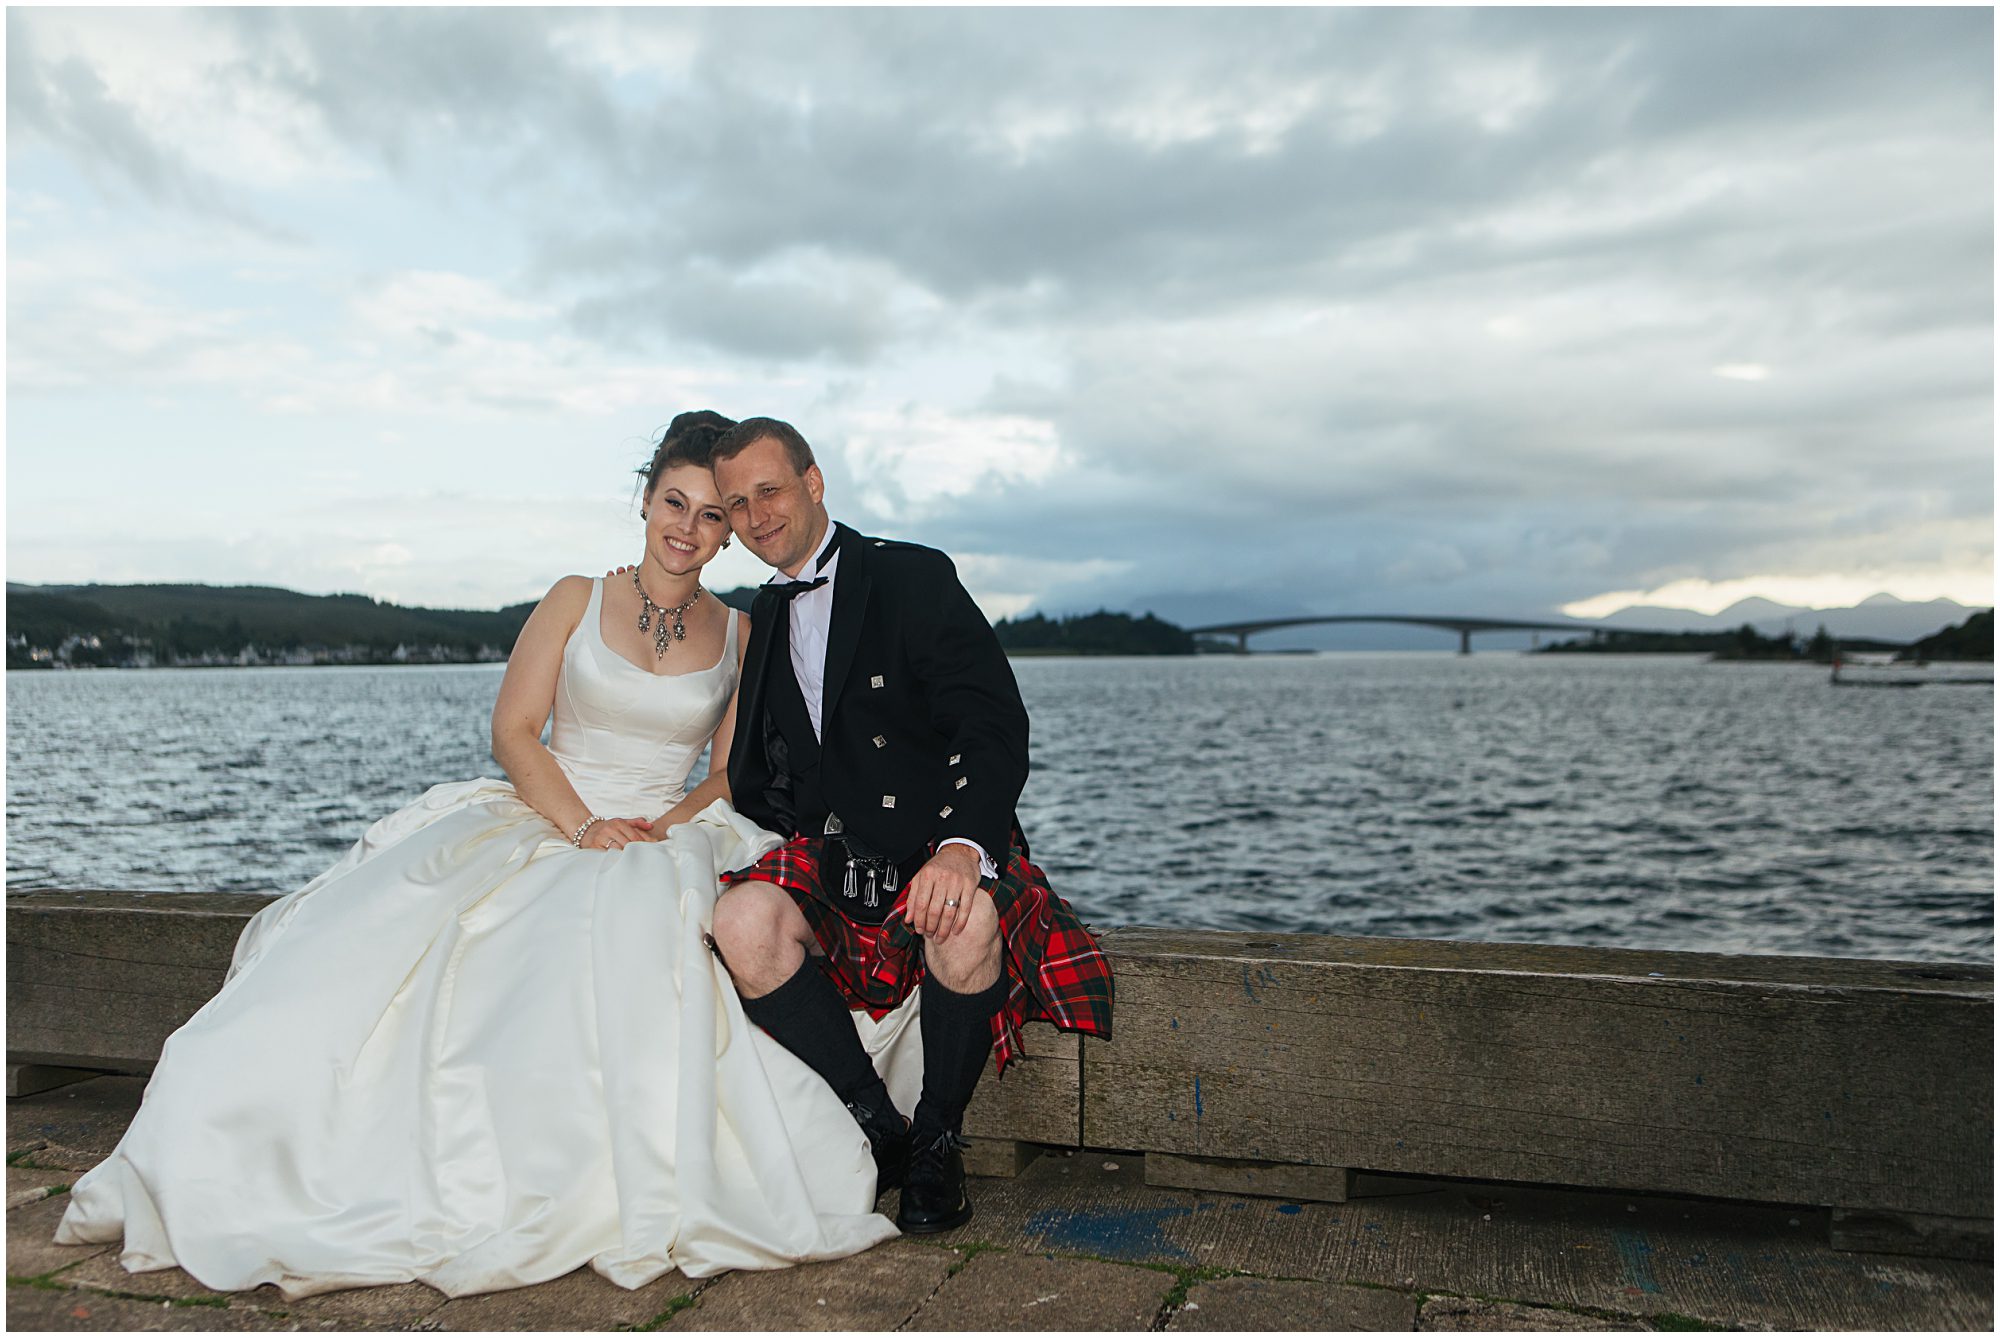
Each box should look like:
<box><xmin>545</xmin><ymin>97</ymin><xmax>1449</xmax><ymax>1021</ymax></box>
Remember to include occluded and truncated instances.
<box><xmin>719</xmin><ymin>519</ymin><xmax>1113</xmax><ymax>1232</ymax></box>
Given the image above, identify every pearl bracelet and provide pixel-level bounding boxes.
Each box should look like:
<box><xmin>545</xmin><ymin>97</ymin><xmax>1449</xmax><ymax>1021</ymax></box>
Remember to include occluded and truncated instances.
<box><xmin>571</xmin><ymin>816</ymin><xmax>605</xmax><ymax>848</ymax></box>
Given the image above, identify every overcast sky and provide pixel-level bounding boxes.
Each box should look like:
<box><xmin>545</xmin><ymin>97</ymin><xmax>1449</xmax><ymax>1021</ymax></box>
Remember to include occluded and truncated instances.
<box><xmin>8</xmin><ymin>6</ymin><xmax>1992</xmax><ymax>622</ymax></box>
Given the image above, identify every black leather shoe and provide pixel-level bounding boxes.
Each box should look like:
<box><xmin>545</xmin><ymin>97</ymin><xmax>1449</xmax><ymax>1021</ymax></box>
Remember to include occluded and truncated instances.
<box><xmin>896</xmin><ymin>1128</ymin><xmax>973</xmax><ymax>1234</ymax></box>
<box><xmin>846</xmin><ymin>1100</ymin><xmax>912</xmax><ymax>1192</ymax></box>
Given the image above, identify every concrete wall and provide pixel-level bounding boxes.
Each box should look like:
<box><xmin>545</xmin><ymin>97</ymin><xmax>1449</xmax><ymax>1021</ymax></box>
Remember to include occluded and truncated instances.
<box><xmin>8</xmin><ymin>892</ymin><xmax>1990</xmax><ymax>1228</ymax></box>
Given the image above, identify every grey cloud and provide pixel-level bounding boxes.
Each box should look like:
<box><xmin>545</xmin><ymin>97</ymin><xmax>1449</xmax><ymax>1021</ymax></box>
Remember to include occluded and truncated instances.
<box><xmin>565</xmin><ymin>262</ymin><xmax>901</xmax><ymax>364</ymax></box>
<box><xmin>38</xmin><ymin>8</ymin><xmax>1976</xmax><ymax>365</ymax></box>
<box><xmin>10</xmin><ymin>7</ymin><xmax>1990</xmax><ymax>618</ymax></box>
<box><xmin>219</xmin><ymin>7</ymin><xmax>627</xmax><ymax>187</ymax></box>
<box><xmin>5</xmin><ymin>12</ymin><xmax>286</xmax><ymax>237</ymax></box>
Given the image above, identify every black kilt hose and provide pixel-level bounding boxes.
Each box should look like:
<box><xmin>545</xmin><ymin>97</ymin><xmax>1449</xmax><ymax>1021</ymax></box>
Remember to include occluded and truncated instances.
<box><xmin>725</xmin><ymin>522</ymin><xmax>1114</xmax><ymax>1074</ymax></box>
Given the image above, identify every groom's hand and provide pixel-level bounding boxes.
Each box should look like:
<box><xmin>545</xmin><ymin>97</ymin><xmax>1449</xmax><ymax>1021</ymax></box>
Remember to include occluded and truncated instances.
<box><xmin>907</xmin><ymin>843</ymin><xmax>982</xmax><ymax>941</ymax></box>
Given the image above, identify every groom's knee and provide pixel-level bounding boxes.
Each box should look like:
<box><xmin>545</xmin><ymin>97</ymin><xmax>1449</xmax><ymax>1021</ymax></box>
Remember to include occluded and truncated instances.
<box><xmin>712</xmin><ymin>880</ymin><xmax>810</xmax><ymax>994</ymax></box>
<box><xmin>925</xmin><ymin>898</ymin><xmax>1002</xmax><ymax>991</ymax></box>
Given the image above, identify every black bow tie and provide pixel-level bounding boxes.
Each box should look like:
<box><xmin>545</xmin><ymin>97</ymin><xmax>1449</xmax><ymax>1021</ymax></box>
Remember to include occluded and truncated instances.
<box><xmin>765</xmin><ymin>575</ymin><xmax>829</xmax><ymax>603</ymax></box>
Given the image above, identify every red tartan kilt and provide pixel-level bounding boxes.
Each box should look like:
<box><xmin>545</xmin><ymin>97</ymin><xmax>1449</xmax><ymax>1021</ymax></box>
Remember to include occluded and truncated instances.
<box><xmin>718</xmin><ymin>835</ymin><xmax>1114</xmax><ymax>1076</ymax></box>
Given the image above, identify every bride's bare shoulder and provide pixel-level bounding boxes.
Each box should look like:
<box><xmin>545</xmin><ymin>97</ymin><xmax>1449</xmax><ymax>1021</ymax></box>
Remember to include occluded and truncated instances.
<box><xmin>520</xmin><ymin>576</ymin><xmax>595</xmax><ymax>631</ymax></box>
<box><xmin>542</xmin><ymin>575</ymin><xmax>595</xmax><ymax>607</ymax></box>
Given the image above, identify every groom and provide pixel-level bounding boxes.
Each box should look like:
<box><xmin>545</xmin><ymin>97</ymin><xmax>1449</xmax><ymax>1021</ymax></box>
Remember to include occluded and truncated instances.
<box><xmin>705</xmin><ymin>415</ymin><xmax>1113</xmax><ymax>1235</ymax></box>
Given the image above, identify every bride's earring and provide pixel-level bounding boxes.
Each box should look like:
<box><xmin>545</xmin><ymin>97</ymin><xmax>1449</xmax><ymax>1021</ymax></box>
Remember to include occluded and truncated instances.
<box><xmin>721</xmin><ymin>537</ymin><xmax>731</xmax><ymax>549</ymax></box>
<box><xmin>640</xmin><ymin>508</ymin><xmax>649</xmax><ymax>520</ymax></box>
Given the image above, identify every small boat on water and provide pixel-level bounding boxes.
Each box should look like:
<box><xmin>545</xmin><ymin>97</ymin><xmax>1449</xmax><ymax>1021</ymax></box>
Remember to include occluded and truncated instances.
<box><xmin>1830</xmin><ymin>654</ymin><xmax>1994</xmax><ymax>688</ymax></box>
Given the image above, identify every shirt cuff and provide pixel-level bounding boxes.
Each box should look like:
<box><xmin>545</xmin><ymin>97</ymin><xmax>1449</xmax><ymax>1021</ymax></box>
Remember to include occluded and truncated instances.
<box><xmin>937</xmin><ymin>837</ymin><xmax>997</xmax><ymax>881</ymax></box>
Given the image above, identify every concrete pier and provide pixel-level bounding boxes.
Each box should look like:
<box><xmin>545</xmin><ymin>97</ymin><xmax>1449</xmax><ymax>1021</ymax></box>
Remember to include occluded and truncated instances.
<box><xmin>7</xmin><ymin>891</ymin><xmax>1992</xmax><ymax>1330</ymax></box>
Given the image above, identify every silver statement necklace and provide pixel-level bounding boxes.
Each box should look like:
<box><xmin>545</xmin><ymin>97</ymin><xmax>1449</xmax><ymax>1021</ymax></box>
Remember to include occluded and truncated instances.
<box><xmin>632</xmin><ymin>570</ymin><xmax>704</xmax><ymax>658</ymax></box>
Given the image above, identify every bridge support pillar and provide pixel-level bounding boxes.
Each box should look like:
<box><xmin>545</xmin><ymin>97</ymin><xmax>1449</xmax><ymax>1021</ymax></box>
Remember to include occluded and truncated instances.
<box><xmin>1236</xmin><ymin>631</ymin><xmax>1250</xmax><ymax>654</ymax></box>
<box><xmin>1459</xmin><ymin>628</ymin><xmax>1472</xmax><ymax>656</ymax></box>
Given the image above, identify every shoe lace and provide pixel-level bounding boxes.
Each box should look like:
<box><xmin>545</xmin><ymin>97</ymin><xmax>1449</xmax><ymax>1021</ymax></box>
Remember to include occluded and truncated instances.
<box><xmin>911</xmin><ymin>1128</ymin><xmax>967</xmax><ymax>1174</ymax></box>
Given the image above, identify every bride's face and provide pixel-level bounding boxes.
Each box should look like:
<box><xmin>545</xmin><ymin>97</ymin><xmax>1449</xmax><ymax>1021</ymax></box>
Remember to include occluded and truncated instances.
<box><xmin>645</xmin><ymin>464</ymin><xmax>731</xmax><ymax>575</ymax></box>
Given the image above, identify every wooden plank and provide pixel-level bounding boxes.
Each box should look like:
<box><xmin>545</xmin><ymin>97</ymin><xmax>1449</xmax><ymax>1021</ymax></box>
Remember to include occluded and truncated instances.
<box><xmin>1830</xmin><ymin>1207</ymin><xmax>1992</xmax><ymax>1263</ymax></box>
<box><xmin>1144</xmin><ymin>1151</ymin><xmax>1353</xmax><ymax>1202</ymax></box>
<box><xmin>962</xmin><ymin>1022</ymin><xmax>1079</xmax><ymax>1147</ymax></box>
<box><xmin>961</xmin><ymin>1137</ymin><xmax>1041</xmax><ymax>1179</ymax></box>
<box><xmin>6</xmin><ymin>892</ymin><xmax>275</xmax><ymax>1072</ymax></box>
<box><xmin>10</xmin><ymin>895</ymin><xmax>1991</xmax><ymax>1233</ymax></box>
<box><xmin>6</xmin><ymin>1064</ymin><xmax>101</xmax><ymax>1098</ymax></box>
<box><xmin>1084</xmin><ymin>927</ymin><xmax>1991</xmax><ymax>1222</ymax></box>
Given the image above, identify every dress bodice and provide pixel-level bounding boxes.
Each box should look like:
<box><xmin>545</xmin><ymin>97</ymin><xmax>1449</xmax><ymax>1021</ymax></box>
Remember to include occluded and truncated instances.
<box><xmin>547</xmin><ymin>578</ymin><xmax>738</xmax><ymax>818</ymax></box>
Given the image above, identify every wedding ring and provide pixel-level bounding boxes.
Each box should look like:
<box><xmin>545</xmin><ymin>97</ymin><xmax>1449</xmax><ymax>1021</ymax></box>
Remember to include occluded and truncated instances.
<box><xmin>945</xmin><ymin>898</ymin><xmax>960</xmax><ymax>908</ymax></box>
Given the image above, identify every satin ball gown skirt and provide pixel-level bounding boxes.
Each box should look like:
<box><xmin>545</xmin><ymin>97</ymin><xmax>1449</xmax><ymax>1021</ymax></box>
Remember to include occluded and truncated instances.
<box><xmin>55</xmin><ymin>782</ymin><xmax>917</xmax><ymax>1299</ymax></box>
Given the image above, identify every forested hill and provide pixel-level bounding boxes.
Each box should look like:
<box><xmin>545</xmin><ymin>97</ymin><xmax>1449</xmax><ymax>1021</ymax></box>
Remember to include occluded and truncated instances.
<box><xmin>9</xmin><ymin>582</ymin><xmax>1212</xmax><ymax>667</ymax></box>
<box><xmin>993</xmin><ymin>609</ymin><xmax>1200</xmax><ymax>655</ymax></box>
<box><xmin>1898</xmin><ymin>609</ymin><xmax>1993</xmax><ymax>662</ymax></box>
<box><xmin>8</xmin><ymin>583</ymin><xmax>536</xmax><ymax>668</ymax></box>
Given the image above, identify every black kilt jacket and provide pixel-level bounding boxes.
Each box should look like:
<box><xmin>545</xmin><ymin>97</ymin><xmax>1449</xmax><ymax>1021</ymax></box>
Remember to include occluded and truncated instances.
<box><xmin>728</xmin><ymin>522</ymin><xmax>1031</xmax><ymax>869</ymax></box>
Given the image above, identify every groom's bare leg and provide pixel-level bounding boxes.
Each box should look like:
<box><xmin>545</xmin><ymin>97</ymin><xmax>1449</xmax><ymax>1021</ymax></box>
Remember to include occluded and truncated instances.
<box><xmin>713</xmin><ymin>877</ymin><xmax>910</xmax><ymax>1185</ymax></box>
<box><xmin>710</xmin><ymin>880</ymin><xmax>817</xmax><ymax>996</ymax></box>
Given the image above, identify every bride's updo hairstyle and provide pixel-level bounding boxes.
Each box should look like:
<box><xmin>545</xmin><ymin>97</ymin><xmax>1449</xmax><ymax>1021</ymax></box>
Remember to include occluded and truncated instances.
<box><xmin>637</xmin><ymin>409</ymin><xmax>738</xmax><ymax>498</ymax></box>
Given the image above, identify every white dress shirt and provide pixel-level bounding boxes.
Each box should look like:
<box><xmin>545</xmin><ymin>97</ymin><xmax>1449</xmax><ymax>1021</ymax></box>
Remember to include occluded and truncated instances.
<box><xmin>770</xmin><ymin>521</ymin><xmax>993</xmax><ymax>878</ymax></box>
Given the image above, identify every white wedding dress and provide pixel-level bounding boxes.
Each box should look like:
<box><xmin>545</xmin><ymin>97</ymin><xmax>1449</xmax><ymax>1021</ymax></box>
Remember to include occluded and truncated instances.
<box><xmin>57</xmin><ymin>578</ymin><xmax>916</xmax><ymax>1298</ymax></box>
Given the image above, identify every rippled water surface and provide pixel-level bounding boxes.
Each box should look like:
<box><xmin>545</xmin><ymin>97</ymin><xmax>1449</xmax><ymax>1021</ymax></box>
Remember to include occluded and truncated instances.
<box><xmin>8</xmin><ymin>655</ymin><xmax>1992</xmax><ymax>962</ymax></box>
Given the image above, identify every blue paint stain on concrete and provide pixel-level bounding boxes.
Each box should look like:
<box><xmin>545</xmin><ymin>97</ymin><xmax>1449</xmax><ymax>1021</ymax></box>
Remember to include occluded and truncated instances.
<box><xmin>1242</xmin><ymin>964</ymin><xmax>1260</xmax><ymax>1002</ymax></box>
<box><xmin>1612</xmin><ymin>1229</ymin><xmax>1662</xmax><ymax>1294</ymax></box>
<box><xmin>1170</xmin><ymin>1017</ymin><xmax>1179</xmax><ymax>1029</ymax></box>
<box><xmin>1277</xmin><ymin>1204</ymin><xmax>1302</xmax><ymax>1215</ymax></box>
<box><xmin>1194</xmin><ymin>1076</ymin><xmax>1203</xmax><ymax>1118</ymax></box>
<box><xmin>1024</xmin><ymin>1205</ymin><xmax>1194</xmax><ymax>1262</ymax></box>
<box><xmin>1694</xmin><ymin>1075</ymin><xmax>1704</xmax><ymax>1086</ymax></box>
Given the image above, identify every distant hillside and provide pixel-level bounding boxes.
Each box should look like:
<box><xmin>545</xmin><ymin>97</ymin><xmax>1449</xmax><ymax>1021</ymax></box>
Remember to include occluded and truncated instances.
<box><xmin>1898</xmin><ymin>609</ymin><xmax>1993</xmax><ymax>662</ymax></box>
<box><xmin>1537</xmin><ymin>622</ymin><xmax>1906</xmax><ymax>661</ymax></box>
<box><xmin>8</xmin><ymin>583</ymin><xmax>534</xmax><ymax>669</ymax></box>
<box><xmin>993</xmin><ymin>609</ymin><xmax>1198</xmax><ymax>656</ymax></box>
<box><xmin>1592</xmin><ymin>593</ymin><xmax>1977</xmax><ymax>644</ymax></box>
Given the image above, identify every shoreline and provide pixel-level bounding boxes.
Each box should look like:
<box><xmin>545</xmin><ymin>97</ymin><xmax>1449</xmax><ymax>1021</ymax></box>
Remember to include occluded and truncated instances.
<box><xmin>23</xmin><ymin>650</ymin><xmax>1989</xmax><ymax>672</ymax></box>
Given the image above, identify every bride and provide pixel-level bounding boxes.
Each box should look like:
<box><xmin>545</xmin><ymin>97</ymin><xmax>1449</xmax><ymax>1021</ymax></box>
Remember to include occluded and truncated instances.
<box><xmin>55</xmin><ymin>411</ymin><xmax>914</xmax><ymax>1299</ymax></box>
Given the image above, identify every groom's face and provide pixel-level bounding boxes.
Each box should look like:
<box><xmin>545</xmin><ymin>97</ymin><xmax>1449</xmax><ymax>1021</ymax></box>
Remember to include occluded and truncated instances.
<box><xmin>714</xmin><ymin>434</ymin><xmax>828</xmax><ymax>576</ymax></box>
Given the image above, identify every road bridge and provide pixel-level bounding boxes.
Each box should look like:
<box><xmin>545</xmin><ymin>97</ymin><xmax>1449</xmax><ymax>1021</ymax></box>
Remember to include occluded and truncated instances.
<box><xmin>1186</xmin><ymin>614</ymin><xmax>1649</xmax><ymax>655</ymax></box>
